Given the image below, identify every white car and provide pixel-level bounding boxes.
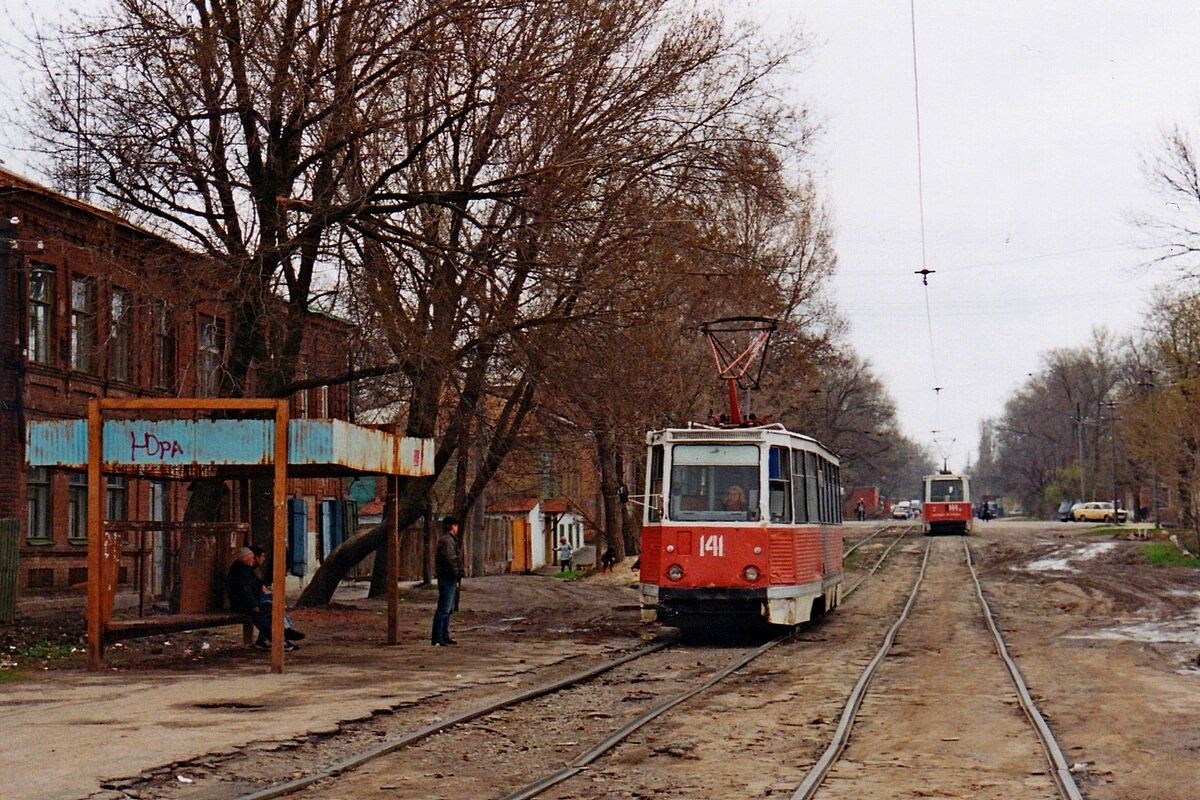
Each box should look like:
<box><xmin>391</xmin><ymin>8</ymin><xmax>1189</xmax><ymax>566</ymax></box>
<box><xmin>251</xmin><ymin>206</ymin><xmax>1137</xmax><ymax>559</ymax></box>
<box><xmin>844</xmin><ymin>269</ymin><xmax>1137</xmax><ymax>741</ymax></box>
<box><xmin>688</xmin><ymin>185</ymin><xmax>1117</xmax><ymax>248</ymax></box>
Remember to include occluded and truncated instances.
<box><xmin>891</xmin><ymin>501</ymin><xmax>912</xmax><ymax>519</ymax></box>
<box><xmin>1071</xmin><ymin>501</ymin><xmax>1127</xmax><ymax>523</ymax></box>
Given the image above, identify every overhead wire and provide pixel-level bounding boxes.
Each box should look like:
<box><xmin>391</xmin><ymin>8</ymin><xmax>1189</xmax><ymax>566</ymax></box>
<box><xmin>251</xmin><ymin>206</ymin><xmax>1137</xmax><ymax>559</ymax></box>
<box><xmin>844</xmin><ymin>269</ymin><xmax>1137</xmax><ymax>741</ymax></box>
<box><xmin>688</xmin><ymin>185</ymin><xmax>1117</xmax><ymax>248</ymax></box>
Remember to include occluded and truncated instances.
<box><xmin>909</xmin><ymin>0</ymin><xmax>943</xmax><ymax>442</ymax></box>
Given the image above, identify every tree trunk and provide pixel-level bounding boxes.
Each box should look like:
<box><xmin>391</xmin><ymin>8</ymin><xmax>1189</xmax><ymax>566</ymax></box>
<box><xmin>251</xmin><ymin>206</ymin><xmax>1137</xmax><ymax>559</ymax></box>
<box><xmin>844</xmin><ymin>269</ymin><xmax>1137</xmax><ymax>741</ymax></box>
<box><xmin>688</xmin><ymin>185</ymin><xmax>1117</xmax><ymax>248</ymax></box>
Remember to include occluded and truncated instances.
<box><xmin>616</xmin><ymin>443</ymin><xmax>640</xmax><ymax>557</ymax></box>
<box><xmin>297</xmin><ymin>489</ymin><xmax>427</xmax><ymax>606</ymax></box>
<box><xmin>596</xmin><ymin>427</ymin><xmax>624</xmax><ymax>559</ymax></box>
<box><xmin>367</xmin><ymin>534</ymin><xmax>391</xmax><ymax>598</ymax></box>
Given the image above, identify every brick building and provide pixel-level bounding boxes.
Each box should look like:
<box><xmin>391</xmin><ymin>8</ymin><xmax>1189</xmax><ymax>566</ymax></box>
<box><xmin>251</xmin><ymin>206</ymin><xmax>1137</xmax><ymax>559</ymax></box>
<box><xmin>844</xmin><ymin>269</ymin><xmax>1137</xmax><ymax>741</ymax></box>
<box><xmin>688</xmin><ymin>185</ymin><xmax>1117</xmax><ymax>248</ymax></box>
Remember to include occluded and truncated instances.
<box><xmin>0</xmin><ymin>168</ymin><xmax>355</xmax><ymax>614</ymax></box>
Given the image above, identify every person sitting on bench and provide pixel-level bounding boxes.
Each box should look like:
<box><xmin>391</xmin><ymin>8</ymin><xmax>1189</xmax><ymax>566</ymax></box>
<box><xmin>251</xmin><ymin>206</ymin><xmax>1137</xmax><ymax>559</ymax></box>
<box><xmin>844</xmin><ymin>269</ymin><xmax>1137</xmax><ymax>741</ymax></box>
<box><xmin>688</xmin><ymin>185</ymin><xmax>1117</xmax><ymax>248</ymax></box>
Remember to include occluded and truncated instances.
<box><xmin>227</xmin><ymin>547</ymin><xmax>302</xmax><ymax>651</ymax></box>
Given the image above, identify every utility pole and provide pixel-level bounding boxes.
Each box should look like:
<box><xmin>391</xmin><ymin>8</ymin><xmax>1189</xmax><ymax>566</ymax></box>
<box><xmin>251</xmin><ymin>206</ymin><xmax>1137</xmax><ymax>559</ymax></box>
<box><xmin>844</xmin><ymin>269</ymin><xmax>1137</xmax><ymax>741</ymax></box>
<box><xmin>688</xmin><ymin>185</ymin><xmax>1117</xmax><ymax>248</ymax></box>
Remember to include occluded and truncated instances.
<box><xmin>1136</xmin><ymin>372</ymin><xmax>1159</xmax><ymax>527</ymax></box>
<box><xmin>1101</xmin><ymin>399</ymin><xmax>1120</xmax><ymax>515</ymax></box>
<box><xmin>1072</xmin><ymin>403</ymin><xmax>1086</xmax><ymax>501</ymax></box>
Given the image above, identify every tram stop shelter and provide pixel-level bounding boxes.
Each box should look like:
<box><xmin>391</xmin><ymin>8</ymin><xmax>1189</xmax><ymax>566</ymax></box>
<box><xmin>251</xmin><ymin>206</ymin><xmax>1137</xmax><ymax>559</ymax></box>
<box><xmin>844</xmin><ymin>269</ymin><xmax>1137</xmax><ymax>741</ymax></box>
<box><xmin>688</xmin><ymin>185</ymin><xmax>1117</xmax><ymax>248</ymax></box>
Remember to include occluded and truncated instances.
<box><xmin>26</xmin><ymin>398</ymin><xmax>434</xmax><ymax>673</ymax></box>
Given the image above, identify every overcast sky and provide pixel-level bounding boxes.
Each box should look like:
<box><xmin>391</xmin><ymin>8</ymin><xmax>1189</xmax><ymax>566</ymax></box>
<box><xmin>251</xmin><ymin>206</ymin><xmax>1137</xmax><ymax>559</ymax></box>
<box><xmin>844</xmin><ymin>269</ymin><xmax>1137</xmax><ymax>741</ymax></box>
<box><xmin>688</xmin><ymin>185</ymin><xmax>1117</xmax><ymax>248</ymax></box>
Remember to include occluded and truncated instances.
<box><xmin>4</xmin><ymin>2</ymin><xmax>1200</xmax><ymax>471</ymax></box>
<box><xmin>746</xmin><ymin>1</ymin><xmax>1200</xmax><ymax>470</ymax></box>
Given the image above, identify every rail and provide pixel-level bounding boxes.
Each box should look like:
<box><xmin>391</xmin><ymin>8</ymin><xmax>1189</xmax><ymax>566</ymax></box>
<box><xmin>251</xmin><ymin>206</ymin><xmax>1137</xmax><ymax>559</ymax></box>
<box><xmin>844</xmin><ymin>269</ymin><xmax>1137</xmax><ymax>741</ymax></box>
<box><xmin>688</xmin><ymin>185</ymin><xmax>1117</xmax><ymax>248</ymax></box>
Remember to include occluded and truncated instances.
<box><xmin>789</xmin><ymin>537</ymin><xmax>1084</xmax><ymax>800</ymax></box>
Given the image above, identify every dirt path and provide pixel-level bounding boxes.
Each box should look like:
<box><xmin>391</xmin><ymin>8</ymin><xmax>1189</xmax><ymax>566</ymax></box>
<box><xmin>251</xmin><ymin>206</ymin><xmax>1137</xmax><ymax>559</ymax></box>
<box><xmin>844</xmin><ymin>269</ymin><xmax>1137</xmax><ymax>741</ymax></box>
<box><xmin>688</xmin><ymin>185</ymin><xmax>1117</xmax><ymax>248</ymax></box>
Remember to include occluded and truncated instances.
<box><xmin>4</xmin><ymin>522</ymin><xmax>1199</xmax><ymax>800</ymax></box>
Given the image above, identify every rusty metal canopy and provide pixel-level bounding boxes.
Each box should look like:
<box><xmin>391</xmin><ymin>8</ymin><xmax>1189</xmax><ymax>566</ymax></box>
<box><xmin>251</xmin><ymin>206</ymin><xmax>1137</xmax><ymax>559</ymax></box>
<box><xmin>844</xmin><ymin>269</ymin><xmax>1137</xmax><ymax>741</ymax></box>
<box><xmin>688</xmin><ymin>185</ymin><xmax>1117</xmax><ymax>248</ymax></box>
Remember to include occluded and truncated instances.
<box><xmin>27</xmin><ymin>418</ymin><xmax>433</xmax><ymax>478</ymax></box>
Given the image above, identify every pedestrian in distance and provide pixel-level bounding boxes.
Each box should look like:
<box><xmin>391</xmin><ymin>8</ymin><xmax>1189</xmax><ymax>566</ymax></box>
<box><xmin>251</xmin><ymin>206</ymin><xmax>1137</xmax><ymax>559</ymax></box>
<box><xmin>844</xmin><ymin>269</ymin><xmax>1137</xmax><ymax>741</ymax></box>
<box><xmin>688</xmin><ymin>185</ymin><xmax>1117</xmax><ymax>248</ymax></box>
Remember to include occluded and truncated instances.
<box><xmin>227</xmin><ymin>547</ymin><xmax>298</xmax><ymax>651</ymax></box>
<box><xmin>558</xmin><ymin>536</ymin><xmax>573</xmax><ymax>572</ymax></box>
<box><xmin>855</xmin><ymin>499</ymin><xmax>866</xmax><ymax>521</ymax></box>
<box><xmin>601</xmin><ymin>543</ymin><xmax>618</xmax><ymax>573</ymax></box>
<box><xmin>432</xmin><ymin>516</ymin><xmax>465</xmax><ymax>646</ymax></box>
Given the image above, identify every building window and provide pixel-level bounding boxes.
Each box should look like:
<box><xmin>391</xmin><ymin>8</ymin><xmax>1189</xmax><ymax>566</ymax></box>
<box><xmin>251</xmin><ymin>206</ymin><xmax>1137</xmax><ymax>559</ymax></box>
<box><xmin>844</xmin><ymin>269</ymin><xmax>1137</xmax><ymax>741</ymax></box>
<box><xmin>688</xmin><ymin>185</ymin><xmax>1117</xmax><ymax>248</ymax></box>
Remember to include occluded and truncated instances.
<box><xmin>28</xmin><ymin>568</ymin><xmax>55</xmax><ymax>589</ymax></box>
<box><xmin>197</xmin><ymin>313</ymin><xmax>225</xmax><ymax>396</ymax></box>
<box><xmin>26</xmin><ymin>468</ymin><xmax>51</xmax><ymax>542</ymax></box>
<box><xmin>110</xmin><ymin>286</ymin><xmax>132</xmax><ymax>382</ymax></box>
<box><xmin>28</xmin><ymin>265</ymin><xmax>54</xmax><ymax>364</ymax></box>
<box><xmin>106</xmin><ymin>476</ymin><xmax>127</xmax><ymax>522</ymax></box>
<box><xmin>153</xmin><ymin>301</ymin><xmax>176</xmax><ymax>390</ymax></box>
<box><xmin>68</xmin><ymin>471</ymin><xmax>88</xmax><ymax>543</ymax></box>
<box><xmin>70</xmin><ymin>274</ymin><xmax>97</xmax><ymax>373</ymax></box>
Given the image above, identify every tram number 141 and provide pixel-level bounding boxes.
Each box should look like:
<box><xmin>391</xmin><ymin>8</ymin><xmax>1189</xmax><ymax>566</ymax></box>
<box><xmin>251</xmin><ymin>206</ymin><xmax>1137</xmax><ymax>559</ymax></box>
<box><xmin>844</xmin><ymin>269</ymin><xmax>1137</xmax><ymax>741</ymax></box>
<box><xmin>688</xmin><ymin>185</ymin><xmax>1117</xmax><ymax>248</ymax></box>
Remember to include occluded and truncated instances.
<box><xmin>699</xmin><ymin>534</ymin><xmax>725</xmax><ymax>557</ymax></box>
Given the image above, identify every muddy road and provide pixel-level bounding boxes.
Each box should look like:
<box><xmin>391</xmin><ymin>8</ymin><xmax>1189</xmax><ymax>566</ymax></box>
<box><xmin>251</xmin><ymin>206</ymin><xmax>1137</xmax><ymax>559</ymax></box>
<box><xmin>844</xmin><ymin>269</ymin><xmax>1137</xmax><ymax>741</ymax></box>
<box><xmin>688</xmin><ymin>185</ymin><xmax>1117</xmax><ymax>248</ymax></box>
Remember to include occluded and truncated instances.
<box><xmin>8</xmin><ymin>521</ymin><xmax>1197</xmax><ymax>799</ymax></box>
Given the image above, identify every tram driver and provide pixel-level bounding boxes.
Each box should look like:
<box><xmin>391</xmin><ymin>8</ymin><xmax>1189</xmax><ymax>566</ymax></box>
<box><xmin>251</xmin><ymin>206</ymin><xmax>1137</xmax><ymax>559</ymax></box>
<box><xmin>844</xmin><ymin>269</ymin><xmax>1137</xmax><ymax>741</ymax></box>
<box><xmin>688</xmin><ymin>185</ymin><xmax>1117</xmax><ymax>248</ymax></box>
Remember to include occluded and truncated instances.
<box><xmin>722</xmin><ymin>484</ymin><xmax>747</xmax><ymax>511</ymax></box>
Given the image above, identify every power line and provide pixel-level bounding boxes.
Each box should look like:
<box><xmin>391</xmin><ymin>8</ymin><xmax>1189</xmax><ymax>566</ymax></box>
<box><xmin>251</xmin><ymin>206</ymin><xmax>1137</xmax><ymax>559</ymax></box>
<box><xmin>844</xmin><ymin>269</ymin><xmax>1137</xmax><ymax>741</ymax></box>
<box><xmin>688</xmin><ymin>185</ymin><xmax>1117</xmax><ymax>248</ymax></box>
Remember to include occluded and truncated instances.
<box><xmin>909</xmin><ymin>0</ymin><xmax>943</xmax><ymax>442</ymax></box>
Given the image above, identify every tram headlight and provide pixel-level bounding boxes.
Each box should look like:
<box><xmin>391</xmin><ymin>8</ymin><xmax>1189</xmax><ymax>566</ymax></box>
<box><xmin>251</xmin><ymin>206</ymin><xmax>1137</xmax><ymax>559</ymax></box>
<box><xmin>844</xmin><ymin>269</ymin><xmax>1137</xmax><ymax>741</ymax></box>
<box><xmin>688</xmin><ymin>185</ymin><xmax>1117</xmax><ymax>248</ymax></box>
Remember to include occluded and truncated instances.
<box><xmin>742</xmin><ymin>565</ymin><xmax>760</xmax><ymax>582</ymax></box>
<box><xmin>666</xmin><ymin>564</ymin><xmax>684</xmax><ymax>582</ymax></box>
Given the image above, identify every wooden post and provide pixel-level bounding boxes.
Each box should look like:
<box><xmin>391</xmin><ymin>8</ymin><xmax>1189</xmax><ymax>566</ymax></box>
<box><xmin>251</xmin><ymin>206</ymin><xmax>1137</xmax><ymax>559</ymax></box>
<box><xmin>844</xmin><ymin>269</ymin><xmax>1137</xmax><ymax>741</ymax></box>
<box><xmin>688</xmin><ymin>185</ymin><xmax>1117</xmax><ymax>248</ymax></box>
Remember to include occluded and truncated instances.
<box><xmin>86</xmin><ymin>399</ymin><xmax>103</xmax><ymax>671</ymax></box>
<box><xmin>387</xmin><ymin>475</ymin><xmax>400</xmax><ymax>645</ymax></box>
<box><xmin>271</xmin><ymin>400</ymin><xmax>288</xmax><ymax>673</ymax></box>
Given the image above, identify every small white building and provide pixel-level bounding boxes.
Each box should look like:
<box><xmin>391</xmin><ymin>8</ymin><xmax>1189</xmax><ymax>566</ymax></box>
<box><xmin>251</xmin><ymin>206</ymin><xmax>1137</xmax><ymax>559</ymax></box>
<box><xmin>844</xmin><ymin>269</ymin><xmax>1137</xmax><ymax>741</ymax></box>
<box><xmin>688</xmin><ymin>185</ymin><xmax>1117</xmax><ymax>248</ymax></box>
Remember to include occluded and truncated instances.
<box><xmin>484</xmin><ymin>497</ymin><xmax>586</xmax><ymax>572</ymax></box>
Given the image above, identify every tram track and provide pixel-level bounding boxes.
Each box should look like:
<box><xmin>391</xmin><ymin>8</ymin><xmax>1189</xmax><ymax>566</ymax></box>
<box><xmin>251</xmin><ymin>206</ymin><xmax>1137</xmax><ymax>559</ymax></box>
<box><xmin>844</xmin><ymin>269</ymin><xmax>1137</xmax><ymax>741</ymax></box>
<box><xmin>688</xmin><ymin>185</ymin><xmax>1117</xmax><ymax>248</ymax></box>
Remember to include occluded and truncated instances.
<box><xmin>791</xmin><ymin>537</ymin><xmax>1084</xmax><ymax>800</ymax></box>
<box><xmin>131</xmin><ymin>521</ymin><xmax>917</xmax><ymax>800</ymax></box>
<box><xmin>242</xmin><ymin>525</ymin><xmax>918</xmax><ymax>800</ymax></box>
<box><xmin>843</xmin><ymin>521</ymin><xmax>907</xmax><ymax>557</ymax></box>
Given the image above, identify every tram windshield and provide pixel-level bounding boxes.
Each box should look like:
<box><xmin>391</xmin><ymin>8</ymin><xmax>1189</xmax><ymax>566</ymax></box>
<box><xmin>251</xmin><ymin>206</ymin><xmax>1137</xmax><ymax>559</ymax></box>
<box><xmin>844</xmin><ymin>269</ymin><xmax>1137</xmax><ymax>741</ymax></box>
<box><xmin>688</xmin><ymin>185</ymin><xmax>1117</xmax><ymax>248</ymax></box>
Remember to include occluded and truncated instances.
<box><xmin>669</xmin><ymin>444</ymin><xmax>760</xmax><ymax>521</ymax></box>
<box><xmin>927</xmin><ymin>478</ymin><xmax>964</xmax><ymax>503</ymax></box>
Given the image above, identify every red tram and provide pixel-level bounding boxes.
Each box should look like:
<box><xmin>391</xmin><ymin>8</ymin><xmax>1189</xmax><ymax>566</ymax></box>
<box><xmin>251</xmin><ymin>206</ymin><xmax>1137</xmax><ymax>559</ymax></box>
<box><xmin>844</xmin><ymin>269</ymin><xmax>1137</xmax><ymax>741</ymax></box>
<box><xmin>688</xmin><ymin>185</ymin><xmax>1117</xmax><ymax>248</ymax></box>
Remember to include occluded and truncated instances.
<box><xmin>637</xmin><ymin>424</ymin><xmax>844</xmax><ymax>632</ymax></box>
<box><xmin>922</xmin><ymin>471</ymin><xmax>973</xmax><ymax>535</ymax></box>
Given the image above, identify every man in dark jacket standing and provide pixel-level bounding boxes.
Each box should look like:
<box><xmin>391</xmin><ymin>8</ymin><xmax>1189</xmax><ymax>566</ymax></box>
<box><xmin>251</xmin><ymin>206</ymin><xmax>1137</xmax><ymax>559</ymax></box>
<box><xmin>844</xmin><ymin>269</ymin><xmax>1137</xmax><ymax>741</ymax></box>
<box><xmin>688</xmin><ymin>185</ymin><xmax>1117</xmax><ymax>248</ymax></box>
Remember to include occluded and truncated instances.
<box><xmin>432</xmin><ymin>516</ymin><xmax>465</xmax><ymax>646</ymax></box>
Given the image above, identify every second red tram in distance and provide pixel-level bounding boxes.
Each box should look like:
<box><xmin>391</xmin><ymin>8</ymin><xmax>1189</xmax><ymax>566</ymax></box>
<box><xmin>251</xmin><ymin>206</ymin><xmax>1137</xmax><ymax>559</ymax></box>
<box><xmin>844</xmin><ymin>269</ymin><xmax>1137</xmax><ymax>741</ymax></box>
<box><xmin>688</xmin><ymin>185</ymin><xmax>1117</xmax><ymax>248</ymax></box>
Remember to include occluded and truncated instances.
<box><xmin>638</xmin><ymin>423</ymin><xmax>844</xmax><ymax>633</ymax></box>
<box><xmin>922</xmin><ymin>471</ymin><xmax>973</xmax><ymax>535</ymax></box>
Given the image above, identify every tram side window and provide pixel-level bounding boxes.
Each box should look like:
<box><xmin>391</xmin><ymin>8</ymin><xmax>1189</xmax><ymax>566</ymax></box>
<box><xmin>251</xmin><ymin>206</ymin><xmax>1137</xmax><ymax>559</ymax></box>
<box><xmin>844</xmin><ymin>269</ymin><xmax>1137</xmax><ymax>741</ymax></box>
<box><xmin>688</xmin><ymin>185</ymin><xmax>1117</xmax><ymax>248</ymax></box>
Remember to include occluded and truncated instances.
<box><xmin>831</xmin><ymin>464</ymin><xmax>843</xmax><ymax>523</ymax></box>
<box><xmin>804</xmin><ymin>452</ymin><xmax>819</xmax><ymax>522</ymax></box>
<box><xmin>768</xmin><ymin>446</ymin><xmax>792</xmax><ymax>522</ymax></box>
<box><xmin>815</xmin><ymin>456</ymin><xmax>828</xmax><ymax>523</ymax></box>
<box><xmin>647</xmin><ymin>445</ymin><xmax>664</xmax><ymax>522</ymax></box>
<box><xmin>792</xmin><ymin>449</ymin><xmax>808</xmax><ymax>523</ymax></box>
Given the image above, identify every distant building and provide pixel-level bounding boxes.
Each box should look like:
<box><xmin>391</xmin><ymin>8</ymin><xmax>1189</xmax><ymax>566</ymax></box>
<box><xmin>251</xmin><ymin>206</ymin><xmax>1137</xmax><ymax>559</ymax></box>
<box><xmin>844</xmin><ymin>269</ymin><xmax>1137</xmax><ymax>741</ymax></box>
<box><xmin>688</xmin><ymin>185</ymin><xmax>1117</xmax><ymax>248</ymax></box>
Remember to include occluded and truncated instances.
<box><xmin>844</xmin><ymin>487</ymin><xmax>880</xmax><ymax>519</ymax></box>
<box><xmin>485</xmin><ymin>496</ymin><xmax>586</xmax><ymax>573</ymax></box>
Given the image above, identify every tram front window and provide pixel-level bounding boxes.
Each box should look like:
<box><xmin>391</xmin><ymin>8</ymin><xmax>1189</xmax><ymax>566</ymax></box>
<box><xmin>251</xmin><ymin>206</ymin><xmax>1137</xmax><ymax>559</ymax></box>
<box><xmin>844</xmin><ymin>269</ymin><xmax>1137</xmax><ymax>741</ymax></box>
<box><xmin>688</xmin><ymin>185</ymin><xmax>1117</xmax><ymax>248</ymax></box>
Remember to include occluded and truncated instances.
<box><xmin>928</xmin><ymin>479</ymin><xmax>963</xmax><ymax>503</ymax></box>
<box><xmin>669</xmin><ymin>444</ymin><xmax>760</xmax><ymax>521</ymax></box>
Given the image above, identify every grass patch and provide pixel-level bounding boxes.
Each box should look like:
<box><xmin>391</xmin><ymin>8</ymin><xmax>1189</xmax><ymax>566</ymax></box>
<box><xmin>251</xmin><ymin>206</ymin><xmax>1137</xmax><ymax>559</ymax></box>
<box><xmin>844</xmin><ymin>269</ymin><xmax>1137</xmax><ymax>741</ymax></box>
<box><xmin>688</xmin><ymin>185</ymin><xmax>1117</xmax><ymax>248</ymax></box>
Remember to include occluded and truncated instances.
<box><xmin>0</xmin><ymin>668</ymin><xmax>31</xmax><ymax>683</ymax></box>
<box><xmin>2</xmin><ymin>640</ymin><xmax>85</xmax><ymax>674</ymax></box>
<box><xmin>1080</xmin><ymin>525</ymin><xmax>1135</xmax><ymax>537</ymax></box>
<box><xmin>552</xmin><ymin>569</ymin><xmax>583</xmax><ymax>580</ymax></box>
<box><xmin>1142</xmin><ymin>541</ymin><xmax>1200</xmax><ymax>568</ymax></box>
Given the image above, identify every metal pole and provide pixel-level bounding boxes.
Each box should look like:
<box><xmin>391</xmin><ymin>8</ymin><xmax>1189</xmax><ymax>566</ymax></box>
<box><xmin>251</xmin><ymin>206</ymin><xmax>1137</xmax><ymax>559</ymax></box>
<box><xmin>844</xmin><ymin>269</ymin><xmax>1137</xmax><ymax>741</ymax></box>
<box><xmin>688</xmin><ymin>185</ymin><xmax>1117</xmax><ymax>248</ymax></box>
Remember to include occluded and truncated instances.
<box><xmin>271</xmin><ymin>400</ymin><xmax>288</xmax><ymax>673</ymax></box>
<box><xmin>388</xmin><ymin>475</ymin><xmax>399</xmax><ymax>645</ymax></box>
<box><xmin>1152</xmin><ymin>452</ymin><xmax>1159</xmax><ymax>527</ymax></box>
<box><xmin>1075</xmin><ymin>403</ymin><xmax>1085</xmax><ymax>501</ymax></box>
<box><xmin>1103</xmin><ymin>400</ymin><xmax>1118</xmax><ymax>516</ymax></box>
<box><xmin>86</xmin><ymin>399</ymin><xmax>103</xmax><ymax>671</ymax></box>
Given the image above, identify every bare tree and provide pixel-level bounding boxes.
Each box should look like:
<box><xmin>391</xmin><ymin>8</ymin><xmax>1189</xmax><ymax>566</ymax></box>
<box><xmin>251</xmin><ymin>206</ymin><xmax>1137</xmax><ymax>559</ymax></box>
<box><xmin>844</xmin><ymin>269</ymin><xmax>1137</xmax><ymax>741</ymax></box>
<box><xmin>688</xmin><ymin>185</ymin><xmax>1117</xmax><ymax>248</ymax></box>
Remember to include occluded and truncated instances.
<box><xmin>298</xmin><ymin>0</ymin><xmax>816</xmax><ymax>602</ymax></box>
<box><xmin>992</xmin><ymin>330</ymin><xmax>1132</xmax><ymax>517</ymax></box>
<box><xmin>1137</xmin><ymin>125</ymin><xmax>1200</xmax><ymax>286</ymax></box>
<box><xmin>1123</xmin><ymin>292</ymin><xmax>1200</xmax><ymax>546</ymax></box>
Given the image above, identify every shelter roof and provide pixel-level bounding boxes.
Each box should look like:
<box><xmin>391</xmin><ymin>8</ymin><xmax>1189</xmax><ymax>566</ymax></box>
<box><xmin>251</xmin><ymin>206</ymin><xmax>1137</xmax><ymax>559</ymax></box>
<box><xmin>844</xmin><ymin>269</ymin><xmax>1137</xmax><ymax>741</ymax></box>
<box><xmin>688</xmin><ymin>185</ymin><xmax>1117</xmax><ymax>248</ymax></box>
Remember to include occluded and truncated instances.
<box><xmin>27</xmin><ymin>418</ymin><xmax>433</xmax><ymax>478</ymax></box>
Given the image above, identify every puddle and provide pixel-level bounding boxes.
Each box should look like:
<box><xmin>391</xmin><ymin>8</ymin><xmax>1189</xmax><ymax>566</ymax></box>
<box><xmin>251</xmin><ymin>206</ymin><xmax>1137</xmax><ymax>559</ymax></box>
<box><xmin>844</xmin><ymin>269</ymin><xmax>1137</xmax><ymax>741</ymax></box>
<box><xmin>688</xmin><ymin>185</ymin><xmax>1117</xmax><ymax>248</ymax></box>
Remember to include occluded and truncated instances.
<box><xmin>1071</xmin><ymin>608</ymin><xmax>1200</xmax><ymax>647</ymax></box>
<box><xmin>1018</xmin><ymin>542</ymin><xmax>1120</xmax><ymax>574</ymax></box>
